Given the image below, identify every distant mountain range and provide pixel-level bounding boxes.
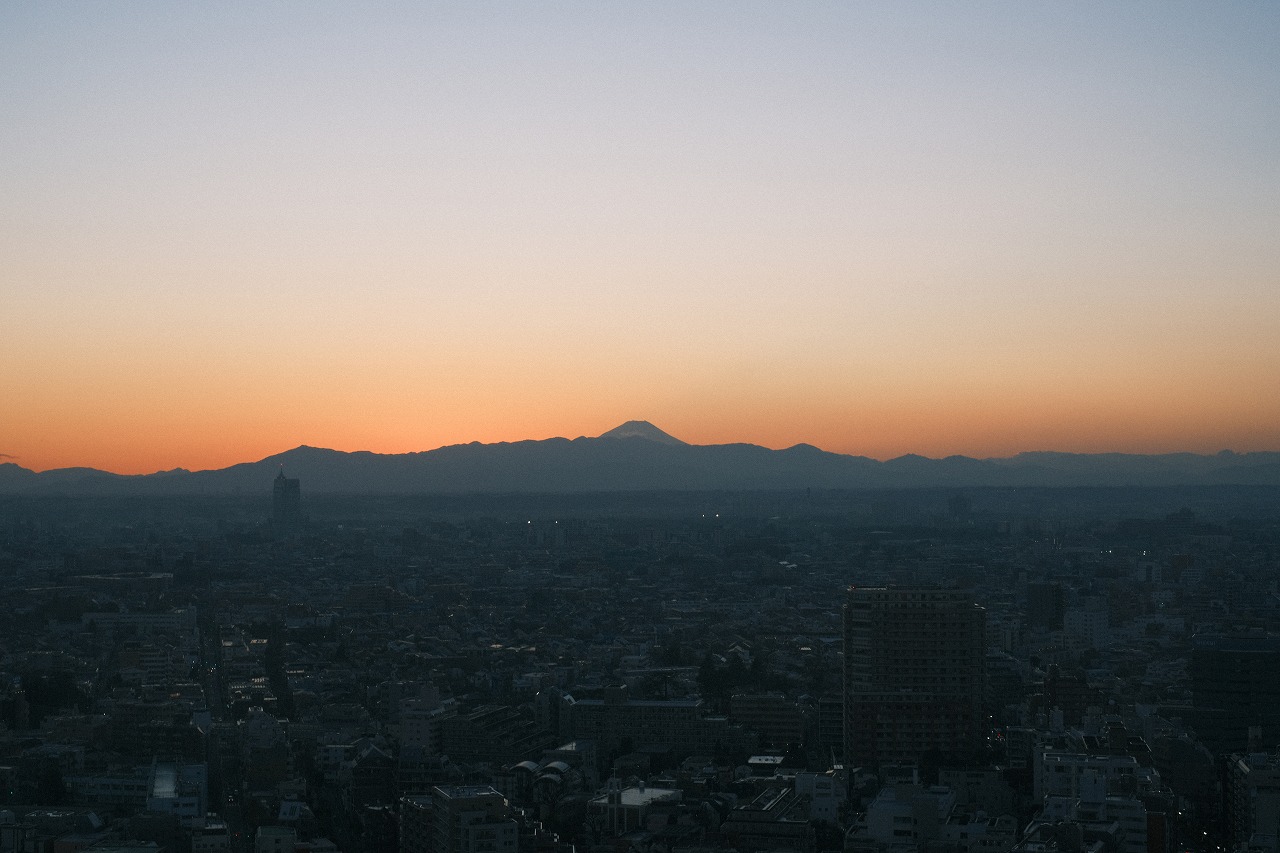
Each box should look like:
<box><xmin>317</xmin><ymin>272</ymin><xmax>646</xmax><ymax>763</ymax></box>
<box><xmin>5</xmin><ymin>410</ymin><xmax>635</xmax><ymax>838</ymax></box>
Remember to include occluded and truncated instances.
<box><xmin>3</xmin><ymin>420</ymin><xmax>1279</xmax><ymax>495</ymax></box>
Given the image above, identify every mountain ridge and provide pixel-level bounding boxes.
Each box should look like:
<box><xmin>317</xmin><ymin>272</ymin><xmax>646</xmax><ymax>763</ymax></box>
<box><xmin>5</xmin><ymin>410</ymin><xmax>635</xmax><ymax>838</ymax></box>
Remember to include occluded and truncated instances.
<box><xmin>3</xmin><ymin>423</ymin><xmax>1280</xmax><ymax>494</ymax></box>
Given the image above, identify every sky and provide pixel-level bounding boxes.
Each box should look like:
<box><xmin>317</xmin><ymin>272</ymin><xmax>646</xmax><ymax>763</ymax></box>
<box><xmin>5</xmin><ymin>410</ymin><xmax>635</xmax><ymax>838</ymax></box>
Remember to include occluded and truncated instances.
<box><xmin>3</xmin><ymin>2</ymin><xmax>1278</xmax><ymax>474</ymax></box>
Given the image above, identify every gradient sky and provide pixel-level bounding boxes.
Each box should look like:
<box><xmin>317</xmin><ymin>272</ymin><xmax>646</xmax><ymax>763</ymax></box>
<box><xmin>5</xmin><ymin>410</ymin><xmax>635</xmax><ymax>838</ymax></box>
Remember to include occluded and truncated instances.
<box><xmin>3</xmin><ymin>3</ymin><xmax>1278</xmax><ymax>474</ymax></box>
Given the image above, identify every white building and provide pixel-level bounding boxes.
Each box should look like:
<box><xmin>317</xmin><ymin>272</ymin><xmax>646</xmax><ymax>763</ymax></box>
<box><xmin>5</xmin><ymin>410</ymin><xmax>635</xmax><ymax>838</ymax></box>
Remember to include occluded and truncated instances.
<box><xmin>795</xmin><ymin>770</ymin><xmax>846</xmax><ymax>823</ymax></box>
<box><xmin>432</xmin><ymin>785</ymin><xmax>519</xmax><ymax>853</ymax></box>
<box><xmin>1039</xmin><ymin>771</ymin><xmax>1148</xmax><ymax>853</ymax></box>
<box><xmin>1034</xmin><ymin>751</ymin><xmax>1160</xmax><ymax>802</ymax></box>
<box><xmin>146</xmin><ymin>762</ymin><xmax>208</xmax><ymax>827</ymax></box>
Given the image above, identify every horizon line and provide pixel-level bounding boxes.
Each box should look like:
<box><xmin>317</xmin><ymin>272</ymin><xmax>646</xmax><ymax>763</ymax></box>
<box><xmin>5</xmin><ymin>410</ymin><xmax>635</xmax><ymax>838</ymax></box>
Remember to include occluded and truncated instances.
<box><xmin>3</xmin><ymin>432</ymin><xmax>1270</xmax><ymax>478</ymax></box>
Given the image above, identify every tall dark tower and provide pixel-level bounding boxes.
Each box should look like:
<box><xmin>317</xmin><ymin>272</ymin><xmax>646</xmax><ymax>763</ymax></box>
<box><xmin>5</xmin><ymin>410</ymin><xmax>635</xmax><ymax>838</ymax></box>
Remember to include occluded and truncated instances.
<box><xmin>1190</xmin><ymin>634</ymin><xmax>1280</xmax><ymax>755</ymax></box>
<box><xmin>272</xmin><ymin>468</ymin><xmax>301</xmax><ymax>530</ymax></box>
<box><xmin>843</xmin><ymin>586</ymin><xmax>986</xmax><ymax>767</ymax></box>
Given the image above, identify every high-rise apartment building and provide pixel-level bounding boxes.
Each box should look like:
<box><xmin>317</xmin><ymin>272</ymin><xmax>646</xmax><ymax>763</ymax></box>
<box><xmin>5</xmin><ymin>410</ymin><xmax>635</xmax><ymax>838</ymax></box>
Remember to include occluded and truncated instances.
<box><xmin>843</xmin><ymin>587</ymin><xmax>986</xmax><ymax>767</ymax></box>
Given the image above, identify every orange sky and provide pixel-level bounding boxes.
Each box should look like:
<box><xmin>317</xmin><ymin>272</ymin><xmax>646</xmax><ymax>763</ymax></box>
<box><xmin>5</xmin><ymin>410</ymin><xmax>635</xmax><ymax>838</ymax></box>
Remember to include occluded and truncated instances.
<box><xmin>4</xmin><ymin>5</ymin><xmax>1279</xmax><ymax>474</ymax></box>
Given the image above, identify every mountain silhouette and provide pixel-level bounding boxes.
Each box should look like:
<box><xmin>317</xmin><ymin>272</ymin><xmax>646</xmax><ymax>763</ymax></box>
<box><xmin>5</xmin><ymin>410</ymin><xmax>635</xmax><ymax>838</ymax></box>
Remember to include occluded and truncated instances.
<box><xmin>2</xmin><ymin>423</ymin><xmax>1279</xmax><ymax>494</ymax></box>
<box><xmin>598</xmin><ymin>420</ymin><xmax>687</xmax><ymax>445</ymax></box>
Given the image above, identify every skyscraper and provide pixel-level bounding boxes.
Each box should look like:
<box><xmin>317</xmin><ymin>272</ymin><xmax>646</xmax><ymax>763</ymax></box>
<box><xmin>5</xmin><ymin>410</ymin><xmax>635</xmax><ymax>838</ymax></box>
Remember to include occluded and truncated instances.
<box><xmin>843</xmin><ymin>586</ymin><xmax>986</xmax><ymax>767</ymax></box>
<box><xmin>272</xmin><ymin>468</ymin><xmax>301</xmax><ymax>529</ymax></box>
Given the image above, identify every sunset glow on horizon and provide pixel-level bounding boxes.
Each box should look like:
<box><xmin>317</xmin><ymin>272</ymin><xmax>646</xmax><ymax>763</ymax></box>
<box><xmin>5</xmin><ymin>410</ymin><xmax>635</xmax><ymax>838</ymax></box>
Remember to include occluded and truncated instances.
<box><xmin>4</xmin><ymin>3</ymin><xmax>1279</xmax><ymax>476</ymax></box>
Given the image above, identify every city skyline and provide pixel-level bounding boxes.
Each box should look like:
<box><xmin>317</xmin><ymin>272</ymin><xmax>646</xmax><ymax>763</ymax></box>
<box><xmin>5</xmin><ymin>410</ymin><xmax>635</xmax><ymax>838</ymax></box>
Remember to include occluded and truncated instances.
<box><xmin>4</xmin><ymin>3</ymin><xmax>1279</xmax><ymax>475</ymax></box>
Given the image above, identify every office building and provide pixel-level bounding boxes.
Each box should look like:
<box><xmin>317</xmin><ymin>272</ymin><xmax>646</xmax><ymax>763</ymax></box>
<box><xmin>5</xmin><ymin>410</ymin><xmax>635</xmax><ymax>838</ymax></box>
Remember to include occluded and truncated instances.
<box><xmin>272</xmin><ymin>469</ymin><xmax>301</xmax><ymax>529</ymax></box>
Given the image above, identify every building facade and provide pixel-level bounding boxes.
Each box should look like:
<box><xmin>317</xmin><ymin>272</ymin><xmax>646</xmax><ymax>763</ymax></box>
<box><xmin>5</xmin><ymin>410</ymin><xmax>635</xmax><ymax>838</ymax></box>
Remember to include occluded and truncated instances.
<box><xmin>843</xmin><ymin>587</ymin><xmax>986</xmax><ymax>767</ymax></box>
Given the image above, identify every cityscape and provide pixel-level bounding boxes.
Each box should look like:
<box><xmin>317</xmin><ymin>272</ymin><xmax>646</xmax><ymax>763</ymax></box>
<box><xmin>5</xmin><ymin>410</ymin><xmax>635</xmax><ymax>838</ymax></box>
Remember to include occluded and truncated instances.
<box><xmin>4</xmin><ymin>4</ymin><xmax>1279</xmax><ymax>853</ymax></box>
<box><xmin>2</xmin><ymin>429</ymin><xmax>1279</xmax><ymax>852</ymax></box>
